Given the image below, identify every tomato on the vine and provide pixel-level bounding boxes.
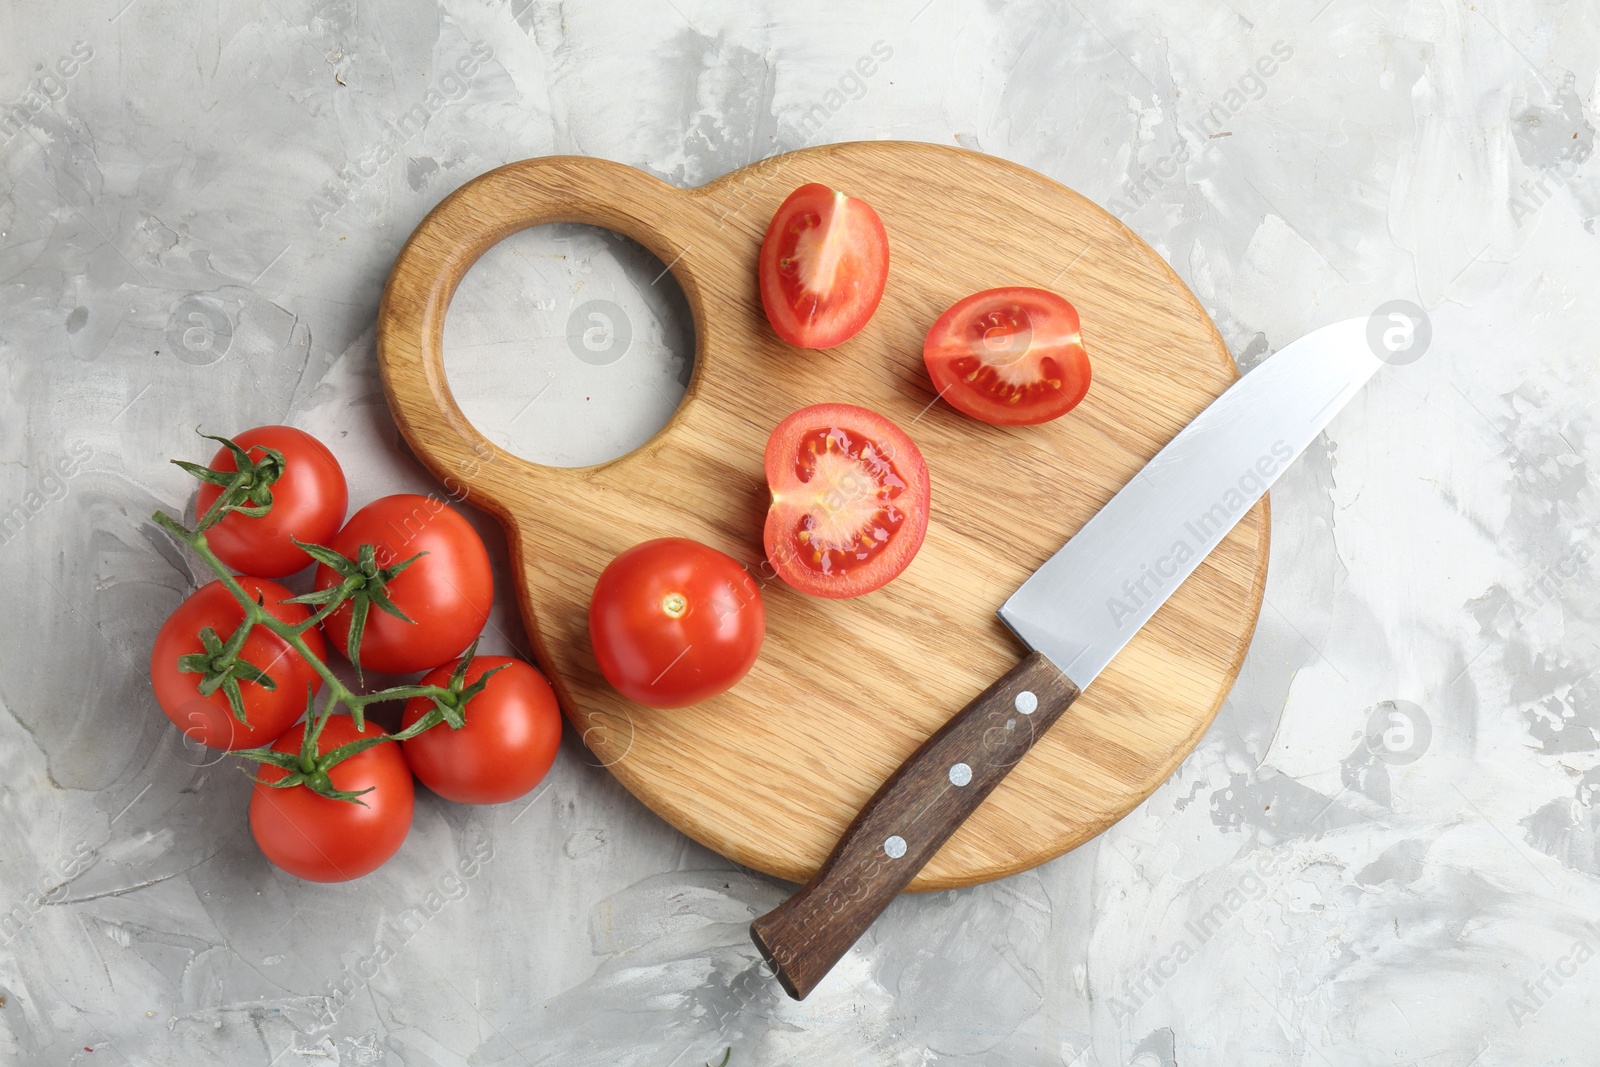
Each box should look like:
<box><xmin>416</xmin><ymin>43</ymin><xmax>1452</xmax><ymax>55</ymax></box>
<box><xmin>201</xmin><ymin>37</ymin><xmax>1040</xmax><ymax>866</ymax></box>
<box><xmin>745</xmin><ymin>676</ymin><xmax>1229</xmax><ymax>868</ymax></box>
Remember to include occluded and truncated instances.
<box><xmin>589</xmin><ymin>538</ymin><xmax>764</xmax><ymax>708</ymax></box>
<box><xmin>313</xmin><ymin>494</ymin><xmax>493</xmax><ymax>675</ymax></box>
<box><xmin>923</xmin><ymin>287</ymin><xmax>1091</xmax><ymax>426</ymax></box>
<box><xmin>150</xmin><ymin>577</ymin><xmax>327</xmax><ymax>750</ymax></box>
<box><xmin>194</xmin><ymin>426</ymin><xmax>348</xmax><ymax>577</ymax></box>
<box><xmin>400</xmin><ymin>656</ymin><xmax>562</xmax><ymax>804</ymax></box>
<box><xmin>759</xmin><ymin>183</ymin><xmax>890</xmax><ymax>349</ymax></box>
<box><xmin>249</xmin><ymin>716</ymin><xmax>414</xmax><ymax>882</ymax></box>
<box><xmin>763</xmin><ymin>403</ymin><xmax>929</xmax><ymax>598</ymax></box>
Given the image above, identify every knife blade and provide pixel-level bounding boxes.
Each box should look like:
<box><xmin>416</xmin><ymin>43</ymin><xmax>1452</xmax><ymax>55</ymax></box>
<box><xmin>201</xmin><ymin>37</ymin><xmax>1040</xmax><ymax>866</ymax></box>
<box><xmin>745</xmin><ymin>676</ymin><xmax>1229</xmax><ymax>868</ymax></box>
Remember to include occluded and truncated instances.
<box><xmin>749</xmin><ymin>317</ymin><xmax>1384</xmax><ymax>999</ymax></box>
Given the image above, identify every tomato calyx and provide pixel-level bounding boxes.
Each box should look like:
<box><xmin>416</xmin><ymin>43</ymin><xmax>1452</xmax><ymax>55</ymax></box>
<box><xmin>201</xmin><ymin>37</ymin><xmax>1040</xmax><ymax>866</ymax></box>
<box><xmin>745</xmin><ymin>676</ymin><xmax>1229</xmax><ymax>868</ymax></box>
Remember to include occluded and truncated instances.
<box><xmin>237</xmin><ymin>691</ymin><xmax>383</xmax><ymax>803</ymax></box>
<box><xmin>383</xmin><ymin>638</ymin><xmax>509</xmax><ymax>735</ymax></box>
<box><xmin>173</xmin><ymin>429</ymin><xmax>287</xmax><ymax>533</ymax></box>
<box><xmin>282</xmin><ymin>539</ymin><xmax>424</xmax><ymax>683</ymax></box>
<box><xmin>239</xmin><ymin>692</ymin><xmax>396</xmax><ymax>803</ymax></box>
<box><xmin>174</xmin><ymin>622</ymin><xmax>280</xmax><ymax>724</ymax></box>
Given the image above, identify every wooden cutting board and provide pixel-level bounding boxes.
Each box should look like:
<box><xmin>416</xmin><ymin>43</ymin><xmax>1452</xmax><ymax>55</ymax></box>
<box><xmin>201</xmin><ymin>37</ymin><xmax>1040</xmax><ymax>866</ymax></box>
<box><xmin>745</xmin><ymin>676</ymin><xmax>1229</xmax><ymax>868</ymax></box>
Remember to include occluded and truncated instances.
<box><xmin>376</xmin><ymin>141</ymin><xmax>1267</xmax><ymax>891</ymax></box>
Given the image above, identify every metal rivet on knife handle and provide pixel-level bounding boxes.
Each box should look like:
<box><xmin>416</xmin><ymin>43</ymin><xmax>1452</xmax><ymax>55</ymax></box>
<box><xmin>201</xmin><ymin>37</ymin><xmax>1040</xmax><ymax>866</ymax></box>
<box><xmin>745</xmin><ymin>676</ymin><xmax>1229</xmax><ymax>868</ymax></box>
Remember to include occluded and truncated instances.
<box><xmin>748</xmin><ymin>651</ymin><xmax>1079</xmax><ymax>1000</ymax></box>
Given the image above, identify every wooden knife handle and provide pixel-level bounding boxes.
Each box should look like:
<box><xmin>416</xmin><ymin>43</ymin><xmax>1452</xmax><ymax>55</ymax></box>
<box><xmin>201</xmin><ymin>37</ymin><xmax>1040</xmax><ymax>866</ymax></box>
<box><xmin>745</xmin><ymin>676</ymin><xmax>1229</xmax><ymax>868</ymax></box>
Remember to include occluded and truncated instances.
<box><xmin>749</xmin><ymin>651</ymin><xmax>1080</xmax><ymax>999</ymax></box>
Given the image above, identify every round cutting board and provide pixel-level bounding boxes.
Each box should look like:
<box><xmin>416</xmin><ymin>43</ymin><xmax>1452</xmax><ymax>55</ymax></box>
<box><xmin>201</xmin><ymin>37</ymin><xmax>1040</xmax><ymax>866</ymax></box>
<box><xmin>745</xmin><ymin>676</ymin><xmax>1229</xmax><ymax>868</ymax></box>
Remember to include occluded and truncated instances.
<box><xmin>376</xmin><ymin>142</ymin><xmax>1267</xmax><ymax>891</ymax></box>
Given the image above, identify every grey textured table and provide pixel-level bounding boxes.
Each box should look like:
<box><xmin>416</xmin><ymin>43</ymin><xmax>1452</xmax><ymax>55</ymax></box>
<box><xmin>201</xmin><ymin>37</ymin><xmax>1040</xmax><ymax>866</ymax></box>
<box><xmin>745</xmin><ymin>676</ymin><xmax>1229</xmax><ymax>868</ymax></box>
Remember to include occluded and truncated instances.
<box><xmin>1</xmin><ymin>2</ymin><xmax>1596</xmax><ymax>1064</ymax></box>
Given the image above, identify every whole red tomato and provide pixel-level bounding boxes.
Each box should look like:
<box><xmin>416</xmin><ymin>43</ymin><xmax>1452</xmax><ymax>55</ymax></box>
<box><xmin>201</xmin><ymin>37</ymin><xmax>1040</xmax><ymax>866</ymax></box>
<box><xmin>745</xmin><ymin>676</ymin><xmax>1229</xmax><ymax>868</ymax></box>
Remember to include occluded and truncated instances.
<box><xmin>400</xmin><ymin>656</ymin><xmax>562</xmax><ymax>804</ymax></box>
<box><xmin>195</xmin><ymin>426</ymin><xmax>348</xmax><ymax>577</ymax></box>
<box><xmin>249</xmin><ymin>716</ymin><xmax>414</xmax><ymax>882</ymax></box>
<box><xmin>150</xmin><ymin>577</ymin><xmax>327</xmax><ymax>750</ymax></box>
<box><xmin>589</xmin><ymin>538</ymin><xmax>764</xmax><ymax>708</ymax></box>
<box><xmin>763</xmin><ymin>403</ymin><xmax>930</xmax><ymax>598</ymax></box>
<box><xmin>314</xmin><ymin>494</ymin><xmax>493</xmax><ymax>675</ymax></box>
<box><xmin>759</xmin><ymin>183</ymin><xmax>889</xmax><ymax>349</ymax></box>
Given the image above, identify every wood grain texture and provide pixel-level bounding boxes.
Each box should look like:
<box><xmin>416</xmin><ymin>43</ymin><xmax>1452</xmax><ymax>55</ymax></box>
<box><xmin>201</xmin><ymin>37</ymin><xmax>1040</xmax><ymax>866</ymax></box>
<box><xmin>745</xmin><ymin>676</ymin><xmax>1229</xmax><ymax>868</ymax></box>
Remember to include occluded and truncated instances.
<box><xmin>752</xmin><ymin>652</ymin><xmax>1080</xmax><ymax>999</ymax></box>
<box><xmin>375</xmin><ymin>141</ymin><xmax>1268</xmax><ymax>891</ymax></box>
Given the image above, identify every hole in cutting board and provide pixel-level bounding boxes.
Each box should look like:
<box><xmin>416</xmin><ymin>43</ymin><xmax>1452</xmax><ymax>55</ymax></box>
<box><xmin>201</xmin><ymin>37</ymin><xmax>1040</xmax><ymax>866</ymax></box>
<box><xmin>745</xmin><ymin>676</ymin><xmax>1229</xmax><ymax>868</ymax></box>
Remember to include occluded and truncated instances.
<box><xmin>442</xmin><ymin>224</ymin><xmax>695</xmax><ymax>467</ymax></box>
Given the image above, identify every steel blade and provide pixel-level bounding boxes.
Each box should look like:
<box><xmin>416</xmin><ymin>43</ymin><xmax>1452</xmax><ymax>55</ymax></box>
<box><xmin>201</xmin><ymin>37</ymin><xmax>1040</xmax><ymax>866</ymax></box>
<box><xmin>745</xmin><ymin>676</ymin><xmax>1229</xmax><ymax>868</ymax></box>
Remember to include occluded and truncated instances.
<box><xmin>998</xmin><ymin>317</ymin><xmax>1382</xmax><ymax>688</ymax></box>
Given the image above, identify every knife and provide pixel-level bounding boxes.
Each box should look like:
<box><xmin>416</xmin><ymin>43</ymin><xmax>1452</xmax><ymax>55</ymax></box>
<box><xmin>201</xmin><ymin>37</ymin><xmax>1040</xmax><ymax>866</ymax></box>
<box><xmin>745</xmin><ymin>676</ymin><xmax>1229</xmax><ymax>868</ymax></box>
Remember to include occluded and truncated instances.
<box><xmin>749</xmin><ymin>316</ymin><xmax>1385</xmax><ymax>999</ymax></box>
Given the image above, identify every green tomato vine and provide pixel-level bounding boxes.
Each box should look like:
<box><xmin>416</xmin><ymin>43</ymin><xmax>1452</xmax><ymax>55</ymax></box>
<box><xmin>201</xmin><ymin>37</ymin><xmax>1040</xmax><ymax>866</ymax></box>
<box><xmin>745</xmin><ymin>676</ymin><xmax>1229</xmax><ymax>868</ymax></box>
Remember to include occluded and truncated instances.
<box><xmin>153</xmin><ymin>431</ymin><xmax>500</xmax><ymax>803</ymax></box>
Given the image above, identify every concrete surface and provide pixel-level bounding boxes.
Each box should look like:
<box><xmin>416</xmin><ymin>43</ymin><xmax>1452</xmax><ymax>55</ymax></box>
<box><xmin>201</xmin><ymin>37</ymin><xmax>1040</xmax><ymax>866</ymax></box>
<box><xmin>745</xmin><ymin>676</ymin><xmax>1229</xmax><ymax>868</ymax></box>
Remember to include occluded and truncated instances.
<box><xmin>0</xmin><ymin>0</ymin><xmax>1597</xmax><ymax>1063</ymax></box>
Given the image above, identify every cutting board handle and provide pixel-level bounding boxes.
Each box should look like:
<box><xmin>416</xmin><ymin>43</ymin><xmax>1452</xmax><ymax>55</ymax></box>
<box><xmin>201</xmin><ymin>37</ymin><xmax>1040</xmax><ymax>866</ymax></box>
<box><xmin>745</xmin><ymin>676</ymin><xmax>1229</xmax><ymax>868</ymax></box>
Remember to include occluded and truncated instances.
<box><xmin>750</xmin><ymin>651</ymin><xmax>1081</xmax><ymax>999</ymax></box>
<box><xmin>375</xmin><ymin>156</ymin><xmax>712</xmax><ymax>512</ymax></box>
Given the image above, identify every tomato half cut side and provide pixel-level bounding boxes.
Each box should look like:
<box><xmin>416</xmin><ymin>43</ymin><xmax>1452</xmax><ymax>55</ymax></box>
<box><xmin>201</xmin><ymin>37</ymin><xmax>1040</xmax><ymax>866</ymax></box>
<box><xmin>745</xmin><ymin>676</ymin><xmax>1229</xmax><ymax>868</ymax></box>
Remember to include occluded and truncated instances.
<box><xmin>758</xmin><ymin>183</ymin><xmax>890</xmax><ymax>349</ymax></box>
<box><xmin>763</xmin><ymin>403</ymin><xmax>929</xmax><ymax>599</ymax></box>
<box><xmin>923</xmin><ymin>287</ymin><xmax>1091</xmax><ymax>426</ymax></box>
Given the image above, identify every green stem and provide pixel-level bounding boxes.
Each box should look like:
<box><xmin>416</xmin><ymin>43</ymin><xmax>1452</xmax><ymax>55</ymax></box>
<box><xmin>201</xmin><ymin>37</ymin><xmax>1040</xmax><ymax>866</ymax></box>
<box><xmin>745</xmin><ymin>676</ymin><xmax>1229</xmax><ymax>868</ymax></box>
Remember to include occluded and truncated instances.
<box><xmin>215</xmin><ymin>608</ymin><xmax>257</xmax><ymax>662</ymax></box>
<box><xmin>301</xmin><ymin>686</ymin><xmax>342</xmax><ymax>767</ymax></box>
<box><xmin>193</xmin><ymin>482</ymin><xmax>241</xmax><ymax>533</ymax></box>
<box><xmin>156</xmin><ymin>432</ymin><xmax>496</xmax><ymax>805</ymax></box>
<box><xmin>365</xmin><ymin>684</ymin><xmax>452</xmax><ymax>704</ymax></box>
<box><xmin>293</xmin><ymin>590</ymin><xmax>353</xmax><ymax>635</ymax></box>
<box><xmin>153</xmin><ymin>510</ymin><xmax>463</xmax><ymax>745</ymax></box>
<box><xmin>181</xmin><ymin>521</ymin><xmax>350</xmax><ymax>706</ymax></box>
<box><xmin>389</xmin><ymin>706</ymin><xmax>446</xmax><ymax>743</ymax></box>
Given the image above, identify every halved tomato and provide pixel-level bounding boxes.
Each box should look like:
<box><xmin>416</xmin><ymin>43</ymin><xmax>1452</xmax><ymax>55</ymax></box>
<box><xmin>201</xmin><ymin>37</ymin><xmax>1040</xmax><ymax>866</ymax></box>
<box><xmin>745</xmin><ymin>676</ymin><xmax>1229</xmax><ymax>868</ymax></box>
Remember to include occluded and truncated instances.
<box><xmin>763</xmin><ymin>403</ymin><xmax>929</xmax><ymax>599</ymax></box>
<box><xmin>758</xmin><ymin>183</ymin><xmax>889</xmax><ymax>349</ymax></box>
<box><xmin>923</xmin><ymin>287</ymin><xmax>1091</xmax><ymax>426</ymax></box>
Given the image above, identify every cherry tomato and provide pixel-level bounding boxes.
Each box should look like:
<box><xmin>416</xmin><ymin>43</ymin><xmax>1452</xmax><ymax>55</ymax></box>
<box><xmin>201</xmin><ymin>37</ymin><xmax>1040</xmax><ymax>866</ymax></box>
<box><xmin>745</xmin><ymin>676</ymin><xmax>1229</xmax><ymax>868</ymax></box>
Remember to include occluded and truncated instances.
<box><xmin>150</xmin><ymin>577</ymin><xmax>328</xmax><ymax>750</ymax></box>
<box><xmin>249</xmin><ymin>716</ymin><xmax>414</xmax><ymax>882</ymax></box>
<box><xmin>758</xmin><ymin>183</ymin><xmax>889</xmax><ymax>349</ymax></box>
<box><xmin>314</xmin><ymin>495</ymin><xmax>493</xmax><ymax>675</ymax></box>
<box><xmin>923</xmin><ymin>287</ymin><xmax>1091</xmax><ymax>426</ymax></box>
<box><xmin>195</xmin><ymin>426</ymin><xmax>348</xmax><ymax>577</ymax></box>
<box><xmin>763</xmin><ymin>403</ymin><xmax>929</xmax><ymax>599</ymax></box>
<box><xmin>589</xmin><ymin>539</ymin><xmax>764</xmax><ymax>708</ymax></box>
<box><xmin>400</xmin><ymin>657</ymin><xmax>562</xmax><ymax>804</ymax></box>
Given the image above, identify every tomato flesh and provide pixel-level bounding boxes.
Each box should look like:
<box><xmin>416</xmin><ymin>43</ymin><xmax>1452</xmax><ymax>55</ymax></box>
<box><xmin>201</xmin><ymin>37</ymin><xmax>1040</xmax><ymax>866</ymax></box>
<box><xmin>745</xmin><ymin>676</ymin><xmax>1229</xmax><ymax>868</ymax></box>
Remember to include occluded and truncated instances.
<box><xmin>589</xmin><ymin>538</ymin><xmax>764</xmax><ymax>709</ymax></box>
<box><xmin>764</xmin><ymin>403</ymin><xmax>929</xmax><ymax>598</ymax></box>
<box><xmin>195</xmin><ymin>426</ymin><xmax>348</xmax><ymax>577</ymax></box>
<box><xmin>150</xmin><ymin>577</ymin><xmax>327</xmax><ymax>750</ymax></box>
<box><xmin>759</xmin><ymin>183</ymin><xmax>889</xmax><ymax>349</ymax></box>
<box><xmin>923</xmin><ymin>287</ymin><xmax>1091</xmax><ymax>426</ymax></box>
<box><xmin>249</xmin><ymin>716</ymin><xmax>414</xmax><ymax>882</ymax></box>
<box><xmin>400</xmin><ymin>656</ymin><xmax>562</xmax><ymax>804</ymax></box>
